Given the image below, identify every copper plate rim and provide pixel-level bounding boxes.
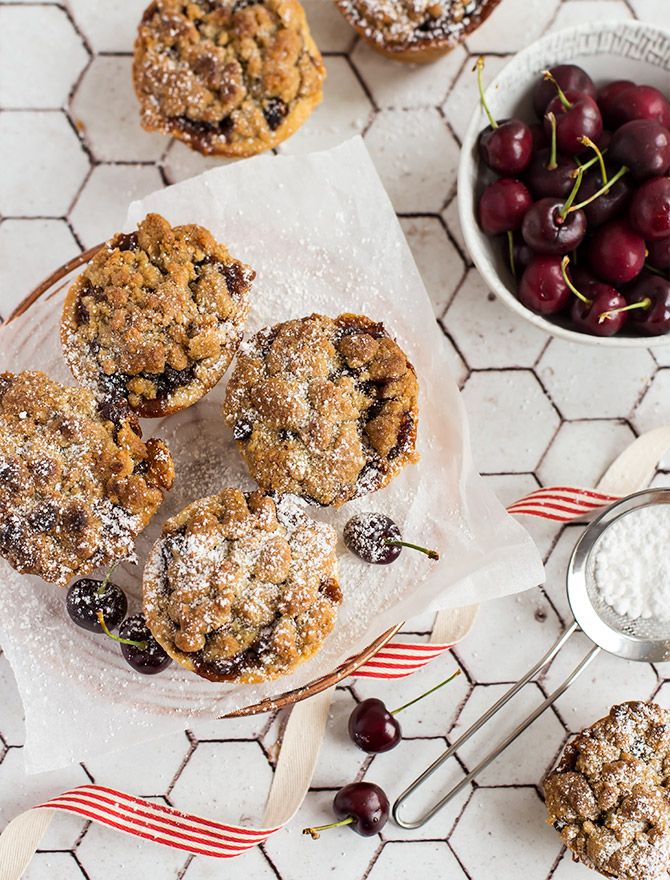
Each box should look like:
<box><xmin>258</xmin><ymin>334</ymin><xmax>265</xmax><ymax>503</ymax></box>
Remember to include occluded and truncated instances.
<box><xmin>2</xmin><ymin>248</ymin><xmax>406</xmax><ymax>717</ymax></box>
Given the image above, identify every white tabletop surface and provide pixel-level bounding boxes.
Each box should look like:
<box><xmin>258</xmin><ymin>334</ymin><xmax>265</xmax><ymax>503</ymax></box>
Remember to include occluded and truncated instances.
<box><xmin>0</xmin><ymin>1</ymin><xmax>669</xmax><ymax>879</ymax></box>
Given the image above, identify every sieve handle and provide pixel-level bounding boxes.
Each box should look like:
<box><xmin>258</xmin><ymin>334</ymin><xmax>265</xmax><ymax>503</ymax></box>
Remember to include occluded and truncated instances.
<box><xmin>393</xmin><ymin>622</ymin><xmax>598</xmax><ymax>829</ymax></box>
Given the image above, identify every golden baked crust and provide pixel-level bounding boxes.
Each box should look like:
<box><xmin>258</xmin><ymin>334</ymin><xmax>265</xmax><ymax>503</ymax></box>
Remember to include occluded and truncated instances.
<box><xmin>0</xmin><ymin>371</ymin><xmax>174</xmax><ymax>587</ymax></box>
<box><xmin>222</xmin><ymin>313</ymin><xmax>420</xmax><ymax>507</ymax></box>
<box><xmin>143</xmin><ymin>489</ymin><xmax>341</xmax><ymax>682</ymax></box>
<box><xmin>545</xmin><ymin>701</ymin><xmax>670</xmax><ymax>880</ymax></box>
<box><xmin>61</xmin><ymin>213</ymin><xmax>254</xmax><ymax>418</ymax></box>
<box><xmin>333</xmin><ymin>0</ymin><xmax>502</xmax><ymax>63</ymax></box>
<box><xmin>132</xmin><ymin>0</ymin><xmax>326</xmax><ymax>157</ymax></box>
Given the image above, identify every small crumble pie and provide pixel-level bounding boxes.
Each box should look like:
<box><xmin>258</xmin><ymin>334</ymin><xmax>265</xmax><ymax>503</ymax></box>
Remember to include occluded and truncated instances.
<box><xmin>545</xmin><ymin>701</ymin><xmax>670</xmax><ymax>880</ymax></box>
<box><xmin>132</xmin><ymin>0</ymin><xmax>326</xmax><ymax>157</ymax></box>
<box><xmin>0</xmin><ymin>371</ymin><xmax>174</xmax><ymax>588</ymax></box>
<box><xmin>143</xmin><ymin>489</ymin><xmax>341</xmax><ymax>682</ymax></box>
<box><xmin>333</xmin><ymin>0</ymin><xmax>502</xmax><ymax>63</ymax></box>
<box><xmin>222</xmin><ymin>313</ymin><xmax>420</xmax><ymax>507</ymax></box>
<box><xmin>61</xmin><ymin>213</ymin><xmax>255</xmax><ymax>418</ymax></box>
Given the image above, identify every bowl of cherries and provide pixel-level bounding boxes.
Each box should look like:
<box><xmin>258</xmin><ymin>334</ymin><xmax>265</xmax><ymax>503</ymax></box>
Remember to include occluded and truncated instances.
<box><xmin>457</xmin><ymin>19</ymin><xmax>670</xmax><ymax>346</ymax></box>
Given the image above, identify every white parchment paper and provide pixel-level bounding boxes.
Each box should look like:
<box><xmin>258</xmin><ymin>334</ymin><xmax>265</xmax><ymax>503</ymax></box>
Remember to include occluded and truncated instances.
<box><xmin>0</xmin><ymin>138</ymin><xmax>544</xmax><ymax>773</ymax></box>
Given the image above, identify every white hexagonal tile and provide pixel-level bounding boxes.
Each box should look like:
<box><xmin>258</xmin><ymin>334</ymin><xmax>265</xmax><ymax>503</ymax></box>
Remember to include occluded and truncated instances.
<box><xmin>465</xmin><ymin>0</ymin><xmax>561</xmax><ymax>54</ymax></box>
<box><xmin>483</xmin><ymin>473</ymin><xmax>561</xmax><ymax>563</ymax></box>
<box><xmin>34</xmin><ymin>809</ymin><xmax>87</xmax><ymax>853</ymax></box>
<box><xmin>547</xmin><ymin>0</ymin><xmax>633</xmax><ymax>32</ymax></box>
<box><xmin>352</xmin><ymin>655</ymin><xmax>467</xmax><ymax>740</ymax></box>
<box><xmin>183</xmin><ymin>844</ymin><xmax>278</xmax><ymax>880</ymax></box>
<box><xmin>551</xmin><ymin>849</ymin><xmax>596</xmax><ymax>879</ymax></box>
<box><xmin>537</xmin><ymin>340</ymin><xmax>656</xmax><ymax>420</ymax></box>
<box><xmin>438</xmin><ymin>331</ymin><xmax>470</xmax><ymax>389</ymax></box>
<box><xmin>364</xmin><ymin>108</ymin><xmax>459</xmax><ymax>213</ymax></box>
<box><xmin>441</xmin><ymin>195</ymin><xmax>471</xmax><ymax>266</ymax></box>
<box><xmin>76</xmin><ymin>812</ymin><xmax>187</xmax><ymax>880</ymax></box>
<box><xmin>540</xmin><ymin>630</ymin><xmax>659</xmax><ymax>735</ymax></box>
<box><xmin>631</xmin><ymin>370</ymin><xmax>670</xmax><ymax>469</ymax></box>
<box><xmin>70</xmin><ymin>56</ymin><xmax>166</xmax><ymax>162</ymax></box>
<box><xmin>67</xmin><ymin>0</ymin><xmax>148</xmax><ymax>53</ymax></box>
<box><xmin>441</xmin><ymin>53</ymin><xmax>511</xmax><ymax>144</ymax></box>
<box><xmin>311</xmin><ymin>688</ymin><xmax>368</xmax><ymax>788</ymax></box>
<box><xmin>452</xmin><ymin>682</ymin><xmax>566</xmax><ymax>786</ymax></box>
<box><xmin>162</xmin><ymin>140</ymin><xmax>233</xmax><ymax>186</ymax></box>
<box><xmin>23</xmin><ymin>852</ymin><xmax>85</xmax><ymax>880</ymax></box>
<box><xmin>278</xmin><ymin>56</ymin><xmax>373</xmax><ymax>155</ymax></box>
<box><xmin>372</xmin><ymin>737</ymin><xmax>471</xmax><ymax>841</ymax></box>
<box><xmin>399</xmin><ymin>216</ymin><xmax>465</xmax><ymax>317</ymax></box>
<box><xmin>83</xmin><ymin>730</ymin><xmax>191</xmax><ymax>796</ymax></box>
<box><xmin>170</xmin><ymin>741</ymin><xmax>273</xmax><ymax>824</ymax></box>
<box><xmin>461</xmin><ymin>370</ymin><xmax>560</xmax><ymax>473</ymax></box>
<box><xmin>652</xmin><ymin>345</ymin><xmax>670</xmax><ymax>368</ymax></box>
<box><xmin>369</xmin><ymin>840</ymin><xmax>468</xmax><ymax>879</ymax></box>
<box><xmin>302</xmin><ymin>0</ymin><xmax>357</xmax><ymax>53</ymax></box>
<box><xmin>186</xmin><ymin>712</ymin><xmax>273</xmax><ymax>742</ymax></box>
<box><xmin>541</xmin><ymin>523</ymin><xmax>584</xmax><ymax>625</ymax></box>
<box><xmin>69</xmin><ymin>163</ymin><xmax>164</xmax><ymax>248</ymax></box>
<box><xmin>351</xmin><ymin>41</ymin><xmax>467</xmax><ymax>109</ymax></box>
<box><xmin>0</xmin><ymin>7</ymin><xmax>88</xmax><ymax>109</ymax></box>
<box><xmin>266</xmin><ymin>789</ymin><xmax>379</xmax><ymax>878</ymax></box>
<box><xmin>450</xmin><ymin>788</ymin><xmax>561</xmax><ymax>878</ymax></box>
<box><xmin>653</xmin><ymin>681</ymin><xmax>670</xmax><ymax>710</ymax></box>
<box><xmin>454</xmin><ymin>588</ymin><xmax>562</xmax><ymax>684</ymax></box>
<box><xmin>0</xmin><ymin>111</ymin><xmax>89</xmax><ymax>217</ymax></box>
<box><xmin>0</xmin><ymin>219</ymin><xmax>81</xmax><ymax>319</ymax></box>
<box><xmin>0</xmin><ymin>747</ymin><xmax>89</xmax><ymax>832</ymax></box>
<box><xmin>0</xmin><ymin>651</ymin><xmax>26</xmax><ymax>746</ymax></box>
<box><xmin>444</xmin><ymin>268</ymin><xmax>549</xmax><ymax>370</ymax></box>
<box><xmin>537</xmin><ymin>419</ymin><xmax>637</xmax><ymax>489</ymax></box>
<box><xmin>628</xmin><ymin>0</ymin><xmax>670</xmax><ymax>21</ymax></box>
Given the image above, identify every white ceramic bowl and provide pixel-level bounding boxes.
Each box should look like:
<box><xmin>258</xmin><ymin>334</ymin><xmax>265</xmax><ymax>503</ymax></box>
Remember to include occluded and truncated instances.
<box><xmin>457</xmin><ymin>20</ymin><xmax>670</xmax><ymax>348</ymax></box>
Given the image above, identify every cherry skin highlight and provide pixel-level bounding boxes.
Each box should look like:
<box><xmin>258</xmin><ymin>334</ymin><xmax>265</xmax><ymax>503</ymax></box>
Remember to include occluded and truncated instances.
<box><xmin>478</xmin><ymin>178</ymin><xmax>532</xmax><ymax>236</ymax></box>
<box><xmin>628</xmin><ymin>176</ymin><xmax>670</xmax><ymax>241</ymax></box>
<box><xmin>611</xmin><ymin>84</ymin><xmax>670</xmax><ymax>129</ymax></box>
<box><xmin>518</xmin><ymin>255</ymin><xmax>572</xmax><ymax>314</ymax></box>
<box><xmin>544</xmin><ymin>90</ymin><xmax>602</xmax><ymax>155</ymax></box>
<box><xmin>524</xmin><ymin>150</ymin><xmax>578</xmax><ymax>199</ymax></box>
<box><xmin>533</xmin><ymin>64</ymin><xmax>596</xmax><ymax>119</ymax></box>
<box><xmin>570</xmin><ymin>283</ymin><xmax>628</xmax><ymax>337</ymax></box>
<box><xmin>521</xmin><ymin>198</ymin><xmax>586</xmax><ymax>255</ymax></box>
<box><xmin>627</xmin><ymin>274</ymin><xmax>670</xmax><ymax>336</ymax></box>
<box><xmin>479</xmin><ymin>118</ymin><xmax>533</xmax><ymax>176</ymax></box>
<box><xmin>609</xmin><ymin>120</ymin><xmax>670</xmax><ymax>182</ymax></box>
<box><xmin>596</xmin><ymin>79</ymin><xmax>635</xmax><ymax>128</ymax></box>
<box><xmin>333</xmin><ymin>783</ymin><xmax>390</xmax><ymax>837</ymax></box>
<box><xmin>349</xmin><ymin>699</ymin><xmax>401</xmax><ymax>753</ymax></box>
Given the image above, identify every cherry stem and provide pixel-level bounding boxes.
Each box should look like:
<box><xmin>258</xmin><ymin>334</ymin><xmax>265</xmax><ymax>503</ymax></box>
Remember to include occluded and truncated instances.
<box><xmin>558</xmin><ymin>166</ymin><xmax>584</xmax><ymax>221</ymax></box>
<box><xmin>567</xmin><ymin>165</ymin><xmax>629</xmax><ymax>213</ymax></box>
<box><xmin>570</xmin><ymin>152</ymin><xmax>607</xmax><ymax>178</ymax></box>
<box><xmin>561</xmin><ymin>255</ymin><xmax>591</xmax><ymax>306</ymax></box>
<box><xmin>580</xmin><ymin>136</ymin><xmax>607</xmax><ymax>186</ymax></box>
<box><xmin>542</xmin><ymin>70</ymin><xmax>572</xmax><ymax>111</ymax></box>
<box><xmin>97</xmin><ymin>611</ymin><xmax>147</xmax><ymax>649</ymax></box>
<box><xmin>391</xmin><ymin>669</ymin><xmax>461</xmax><ymax>716</ymax></box>
<box><xmin>507</xmin><ymin>230</ymin><xmax>516</xmax><ymax>282</ymax></box>
<box><xmin>545</xmin><ymin>112</ymin><xmax>558</xmax><ymax>171</ymax></box>
<box><xmin>303</xmin><ymin>817</ymin><xmax>354</xmax><ymax>839</ymax></box>
<box><xmin>97</xmin><ymin>560</ymin><xmax>122</xmax><ymax>596</ymax></box>
<box><xmin>598</xmin><ymin>297</ymin><xmax>653</xmax><ymax>323</ymax></box>
<box><xmin>645</xmin><ymin>262</ymin><xmax>666</xmax><ymax>278</ymax></box>
<box><xmin>475</xmin><ymin>56</ymin><xmax>497</xmax><ymax>129</ymax></box>
<box><xmin>383</xmin><ymin>540</ymin><xmax>439</xmax><ymax>560</ymax></box>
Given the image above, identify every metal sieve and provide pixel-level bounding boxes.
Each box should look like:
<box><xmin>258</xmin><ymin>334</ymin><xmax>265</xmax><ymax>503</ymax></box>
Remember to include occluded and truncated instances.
<box><xmin>393</xmin><ymin>487</ymin><xmax>670</xmax><ymax>828</ymax></box>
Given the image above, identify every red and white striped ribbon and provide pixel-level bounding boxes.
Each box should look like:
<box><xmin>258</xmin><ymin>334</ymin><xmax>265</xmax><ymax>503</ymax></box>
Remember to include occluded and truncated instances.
<box><xmin>0</xmin><ymin>481</ymin><xmax>644</xmax><ymax>872</ymax></box>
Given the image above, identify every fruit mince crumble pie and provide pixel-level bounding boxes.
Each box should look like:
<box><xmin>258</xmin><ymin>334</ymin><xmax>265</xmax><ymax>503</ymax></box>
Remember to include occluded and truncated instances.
<box><xmin>0</xmin><ymin>371</ymin><xmax>174</xmax><ymax>588</ymax></box>
<box><xmin>222</xmin><ymin>313</ymin><xmax>420</xmax><ymax>507</ymax></box>
<box><xmin>132</xmin><ymin>0</ymin><xmax>326</xmax><ymax>157</ymax></box>
<box><xmin>333</xmin><ymin>0</ymin><xmax>501</xmax><ymax>63</ymax></box>
<box><xmin>544</xmin><ymin>701</ymin><xmax>670</xmax><ymax>880</ymax></box>
<box><xmin>61</xmin><ymin>213</ymin><xmax>255</xmax><ymax>418</ymax></box>
<box><xmin>143</xmin><ymin>488</ymin><xmax>341</xmax><ymax>682</ymax></box>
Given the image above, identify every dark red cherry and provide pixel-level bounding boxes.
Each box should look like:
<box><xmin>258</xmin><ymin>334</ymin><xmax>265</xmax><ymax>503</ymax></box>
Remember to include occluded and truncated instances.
<box><xmin>627</xmin><ymin>274</ymin><xmax>670</xmax><ymax>336</ymax></box>
<box><xmin>66</xmin><ymin>575</ymin><xmax>127</xmax><ymax>633</ymax></box>
<box><xmin>521</xmin><ymin>198</ymin><xmax>586</xmax><ymax>255</ymax></box>
<box><xmin>544</xmin><ymin>90</ymin><xmax>602</xmax><ymax>155</ymax></box>
<box><xmin>343</xmin><ymin>513</ymin><xmax>438</xmax><ymax>565</ymax></box>
<box><xmin>628</xmin><ymin>176</ymin><xmax>670</xmax><ymax>241</ymax></box>
<box><xmin>524</xmin><ymin>149</ymin><xmax>578</xmax><ymax>199</ymax></box>
<box><xmin>609</xmin><ymin>120</ymin><xmax>670</xmax><ymax>182</ymax></box>
<box><xmin>570</xmin><ymin>283</ymin><xmax>628</xmax><ymax>336</ymax></box>
<box><xmin>611</xmin><ymin>84</ymin><xmax>670</xmax><ymax>129</ymax></box>
<box><xmin>646</xmin><ymin>236</ymin><xmax>670</xmax><ymax>272</ymax></box>
<box><xmin>118</xmin><ymin>614</ymin><xmax>171</xmax><ymax>674</ymax></box>
<box><xmin>478</xmin><ymin>178</ymin><xmax>532</xmax><ymax>235</ymax></box>
<box><xmin>333</xmin><ymin>783</ymin><xmax>389</xmax><ymax>837</ymax></box>
<box><xmin>580</xmin><ymin>163</ymin><xmax>634</xmax><ymax>227</ymax></box>
<box><xmin>479</xmin><ymin>119</ymin><xmax>533</xmax><ymax>176</ymax></box>
<box><xmin>596</xmin><ymin>80</ymin><xmax>635</xmax><ymax>127</ymax></box>
<box><xmin>349</xmin><ymin>699</ymin><xmax>401</xmax><ymax>753</ymax></box>
<box><xmin>529</xmin><ymin>122</ymin><xmax>549</xmax><ymax>151</ymax></box>
<box><xmin>588</xmin><ymin>219</ymin><xmax>645</xmax><ymax>285</ymax></box>
<box><xmin>533</xmin><ymin>65</ymin><xmax>596</xmax><ymax>119</ymax></box>
<box><xmin>518</xmin><ymin>255</ymin><xmax>572</xmax><ymax>314</ymax></box>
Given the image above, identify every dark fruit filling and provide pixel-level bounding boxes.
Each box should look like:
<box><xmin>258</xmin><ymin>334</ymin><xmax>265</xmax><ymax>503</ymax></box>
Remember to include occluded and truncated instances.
<box><xmin>263</xmin><ymin>97</ymin><xmax>288</xmax><ymax>131</ymax></box>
